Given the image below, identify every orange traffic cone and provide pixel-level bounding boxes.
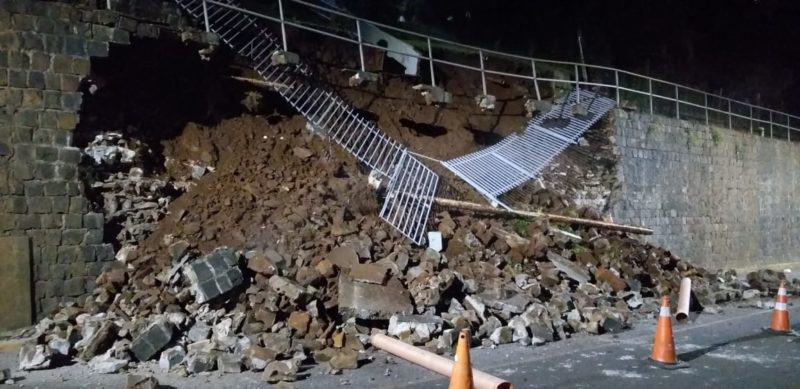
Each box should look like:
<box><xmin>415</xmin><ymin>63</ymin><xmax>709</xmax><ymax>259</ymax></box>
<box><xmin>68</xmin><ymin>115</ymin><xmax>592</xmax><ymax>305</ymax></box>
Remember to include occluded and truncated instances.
<box><xmin>449</xmin><ymin>329</ymin><xmax>474</xmax><ymax>389</ymax></box>
<box><xmin>650</xmin><ymin>296</ymin><xmax>677</xmax><ymax>365</ymax></box>
<box><xmin>769</xmin><ymin>280</ymin><xmax>791</xmax><ymax>333</ymax></box>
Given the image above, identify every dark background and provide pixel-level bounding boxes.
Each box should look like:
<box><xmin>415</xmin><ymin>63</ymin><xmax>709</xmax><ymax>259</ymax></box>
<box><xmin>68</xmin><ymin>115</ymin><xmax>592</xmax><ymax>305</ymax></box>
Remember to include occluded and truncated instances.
<box><xmin>335</xmin><ymin>0</ymin><xmax>800</xmax><ymax>113</ymax></box>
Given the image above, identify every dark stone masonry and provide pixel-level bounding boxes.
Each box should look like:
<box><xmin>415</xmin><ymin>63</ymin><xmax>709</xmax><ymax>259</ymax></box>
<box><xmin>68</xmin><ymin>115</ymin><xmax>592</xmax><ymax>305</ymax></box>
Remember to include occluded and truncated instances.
<box><xmin>611</xmin><ymin>109</ymin><xmax>800</xmax><ymax>270</ymax></box>
<box><xmin>0</xmin><ymin>0</ymin><xmax>211</xmax><ymax>322</ymax></box>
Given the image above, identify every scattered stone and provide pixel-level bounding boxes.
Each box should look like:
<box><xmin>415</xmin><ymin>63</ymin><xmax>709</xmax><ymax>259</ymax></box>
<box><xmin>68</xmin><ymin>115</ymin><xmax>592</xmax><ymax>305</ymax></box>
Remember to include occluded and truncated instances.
<box><xmin>125</xmin><ymin>375</ymin><xmax>159</xmax><ymax>389</ymax></box>
<box><xmin>89</xmin><ymin>349</ymin><xmax>129</xmax><ymax>374</ymax></box>
<box><xmin>159</xmin><ymin>346</ymin><xmax>186</xmax><ymax>372</ymax></box>
<box><xmin>489</xmin><ymin>327</ymin><xmax>514</xmax><ymax>345</ymax></box>
<box><xmin>217</xmin><ymin>353</ymin><xmax>242</xmax><ymax>373</ymax></box>
<box><xmin>18</xmin><ymin>344</ymin><xmax>52</xmax><ymax>371</ymax></box>
<box><xmin>262</xmin><ymin>360</ymin><xmax>299</xmax><ymax>383</ymax></box>
<box><xmin>388</xmin><ymin>315</ymin><xmax>444</xmax><ymax>343</ymax></box>
<box><xmin>48</xmin><ymin>336</ymin><xmax>71</xmax><ymax>357</ymax></box>
<box><xmin>269</xmin><ymin>275</ymin><xmax>306</xmax><ymax>302</ymax></box>
<box><xmin>328</xmin><ymin>348</ymin><xmax>359</xmax><ymax>370</ymax></box>
<box><xmin>186</xmin><ymin>351</ymin><xmax>216</xmax><ymax>374</ymax></box>
<box><xmin>243</xmin><ymin>346</ymin><xmax>274</xmax><ymax>371</ymax></box>
<box><xmin>79</xmin><ymin>321</ymin><xmax>118</xmax><ymax>361</ymax></box>
<box><xmin>187</xmin><ymin>321</ymin><xmax>211</xmax><ymax>342</ymax></box>
<box><xmin>742</xmin><ymin>289</ymin><xmax>760</xmax><ymax>300</ymax></box>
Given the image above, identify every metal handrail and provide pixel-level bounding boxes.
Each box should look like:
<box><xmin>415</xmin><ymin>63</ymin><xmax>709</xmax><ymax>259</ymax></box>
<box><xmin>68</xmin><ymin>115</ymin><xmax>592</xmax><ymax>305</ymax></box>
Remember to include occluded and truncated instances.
<box><xmin>195</xmin><ymin>0</ymin><xmax>797</xmax><ymax>140</ymax></box>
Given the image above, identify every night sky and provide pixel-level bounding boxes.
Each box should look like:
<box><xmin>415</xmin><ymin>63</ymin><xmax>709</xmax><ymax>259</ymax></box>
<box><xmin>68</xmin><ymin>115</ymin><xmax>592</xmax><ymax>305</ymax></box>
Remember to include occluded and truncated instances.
<box><xmin>341</xmin><ymin>0</ymin><xmax>800</xmax><ymax>113</ymax></box>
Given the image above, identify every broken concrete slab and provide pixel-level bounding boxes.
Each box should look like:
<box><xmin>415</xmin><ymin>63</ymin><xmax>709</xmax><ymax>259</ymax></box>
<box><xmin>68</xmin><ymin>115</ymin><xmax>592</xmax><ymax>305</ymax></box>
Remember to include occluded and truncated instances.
<box><xmin>243</xmin><ymin>345</ymin><xmax>274</xmax><ymax>371</ymax></box>
<box><xmin>387</xmin><ymin>315</ymin><xmax>444</xmax><ymax>343</ymax></box>
<box><xmin>338</xmin><ymin>275</ymin><xmax>414</xmax><ymax>320</ymax></box>
<box><xmin>547</xmin><ymin>251</ymin><xmax>590</xmax><ymax>284</ymax></box>
<box><xmin>130</xmin><ymin>318</ymin><xmax>174</xmax><ymax>362</ymax></box>
<box><xmin>349</xmin><ymin>263</ymin><xmax>388</xmax><ymax>284</ymax></box>
<box><xmin>79</xmin><ymin>321</ymin><xmax>118</xmax><ymax>361</ymax></box>
<box><xmin>328</xmin><ymin>246</ymin><xmax>359</xmax><ymax>269</ymax></box>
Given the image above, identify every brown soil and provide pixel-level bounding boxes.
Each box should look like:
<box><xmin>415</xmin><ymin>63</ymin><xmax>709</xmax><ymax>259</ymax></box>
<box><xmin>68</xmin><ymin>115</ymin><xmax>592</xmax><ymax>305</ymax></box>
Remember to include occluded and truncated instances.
<box><xmin>137</xmin><ymin>114</ymin><xmax>386</xmax><ymax>268</ymax></box>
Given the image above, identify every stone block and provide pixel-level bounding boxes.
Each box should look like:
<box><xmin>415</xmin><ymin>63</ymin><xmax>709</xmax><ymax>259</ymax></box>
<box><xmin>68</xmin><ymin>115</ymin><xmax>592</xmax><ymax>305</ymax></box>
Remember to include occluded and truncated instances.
<box><xmin>61</xmin><ymin>92</ymin><xmax>82</xmax><ymax>111</ymax></box>
<box><xmin>7</xmin><ymin>196</ymin><xmax>26</xmax><ymax>213</ymax></box>
<box><xmin>56</xmin><ymin>111</ymin><xmax>78</xmax><ymax>129</ymax></box>
<box><xmin>86</xmin><ymin>40</ymin><xmax>109</xmax><ymax>57</ymax></box>
<box><xmin>64</xmin><ymin>277</ymin><xmax>85</xmax><ymax>296</ymax></box>
<box><xmin>27</xmin><ymin>196</ymin><xmax>52</xmax><ymax>213</ymax></box>
<box><xmin>83</xmin><ymin>212</ymin><xmax>104</xmax><ymax>229</ymax></box>
<box><xmin>44</xmin><ymin>72</ymin><xmax>60</xmax><ymax>90</ymax></box>
<box><xmin>51</xmin><ymin>54</ymin><xmax>72</xmax><ymax>73</ymax></box>
<box><xmin>62</xmin><ymin>228</ymin><xmax>86</xmax><ymax>245</ymax></box>
<box><xmin>57</xmin><ymin>245</ymin><xmax>78</xmax><ymax>264</ymax></box>
<box><xmin>14</xmin><ymin>109</ymin><xmax>38</xmax><ymax>127</ymax></box>
<box><xmin>16</xmin><ymin>214</ymin><xmax>40</xmax><ymax>230</ymax></box>
<box><xmin>21</xmin><ymin>32</ymin><xmax>44</xmax><ymax>51</ymax></box>
<box><xmin>53</xmin><ymin>130</ymin><xmax>72</xmax><ymax>147</ymax></box>
<box><xmin>185</xmin><ymin>247</ymin><xmax>243</xmax><ymax>303</ymax></box>
<box><xmin>95</xmin><ymin>244</ymin><xmax>114</xmax><ymax>262</ymax></box>
<box><xmin>59</xmin><ymin>75</ymin><xmax>80</xmax><ymax>92</ymax></box>
<box><xmin>72</xmin><ymin>57</ymin><xmax>90</xmax><ymax>75</ymax></box>
<box><xmin>40</xmin><ymin>214</ymin><xmax>62</xmax><ymax>229</ymax></box>
<box><xmin>51</xmin><ymin>195</ymin><xmax>68</xmax><ymax>213</ymax></box>
<box><xmin>43</xmin><ymin>35</ymin><xmax>65</xmax><ymax>53</ymax></box>
<box><xmin>69</xmin><ymin>196</ymin><xmax>87</xmax><ymax>213</ymax></box>
<box><xmin>21</xmin><ymin>89</ymin><xmax>43</xmax><ymax>109</ymax></box>
<box><xmin>8</xmin><ymin>69</ymin><xmax>27</xmax><ymax>87</ymax></box>
<box><xmin>0</xmin><ymin>32</ymin><xmax>21</xmax><ymax>51</ymax></box>
<box><xmin>83</xmin><ymin>229</ymin><xmax>103</xmax><ymax>245</ymax></box>
<box><xmin>28</xmin><ymin>71</ymin><xmax>44</xmax><ymax>89</ymax></box>
<box><xmin>60</xmin><ymin>214</ymin><xmax>81</xmax><ymax>229</ymax></box>
<box><xmin>130</xmin><ymin>318</ymin><xmax>174</xmax><ymax>361</ymax></box>
<box><xmin>29</xmin><ymin>51</ymin><xmax>50</xmax><ymax>71</ymax></box>
<box><xmin>34</xmin><ymin>162</ymin><xmax>55</xmax><ymax>179</ymax></box>
<box><xmin>111</xmin><ymin>28</ymin><xmax>130</xmax><ymax>44</ymax></box>
<box><xmin>44</xmin><ymin>91</ymin><xmax>61</xmax><ymax>109</ymax></box>
<box><xmin>8</xmin><ymin>51</ymin><xmax>28</xmax><ymax>68</ymax></box>
<box><xmin>43</xmin><ymin>180</ymin><xmax>67</xmax><ymax>196</ymax></box>
<box><xmin>58</xmin><ymin>147</ymin><xmax>81</xmax><ymax>164</ymax></box>
<box><xmin>32</xmin><ymin>128</ymin><xmax>54</xmax><ymax>144</ymax></box>
<box><xmin>36</xmin><ymin>145</ymin><xmax>59</xmax><ymax>162</ymax></box>
<box><xmin>0</xmin><ymin>237</ymin><xmax>32</xmax><ymax>330</ymax></box>
<box><xmin>64</xmin><ymin>36</ymin><xmax>86</xmax><ymax>56</ymax></box>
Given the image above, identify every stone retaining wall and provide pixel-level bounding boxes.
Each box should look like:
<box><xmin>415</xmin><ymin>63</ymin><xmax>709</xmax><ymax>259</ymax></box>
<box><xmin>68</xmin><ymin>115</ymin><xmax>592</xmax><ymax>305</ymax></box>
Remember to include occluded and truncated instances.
<box><xmin>611</xmin><ymin>109</ymin><xmax>800</xmax><ymax>270</ymax></box>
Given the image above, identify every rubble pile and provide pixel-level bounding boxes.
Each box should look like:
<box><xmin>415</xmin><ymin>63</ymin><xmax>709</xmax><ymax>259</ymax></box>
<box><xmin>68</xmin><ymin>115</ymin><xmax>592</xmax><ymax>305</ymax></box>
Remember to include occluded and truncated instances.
<box><xmin>18</xmin><ymin>115</ymin><xmax>793</xmax><ymax>382</ymax></box>
<box><xmin>83</xmin><ymin>133</ymin><xmax>189</xmax><ymax>246</ymax></box>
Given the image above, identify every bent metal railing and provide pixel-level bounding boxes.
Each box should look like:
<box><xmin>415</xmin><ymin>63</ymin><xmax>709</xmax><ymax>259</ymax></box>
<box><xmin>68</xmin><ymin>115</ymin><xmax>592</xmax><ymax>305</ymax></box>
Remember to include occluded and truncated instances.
<box><xmin>186</xmin><ymin>0</ymin><xmax>799</xmax><ymax>141</ymax></box>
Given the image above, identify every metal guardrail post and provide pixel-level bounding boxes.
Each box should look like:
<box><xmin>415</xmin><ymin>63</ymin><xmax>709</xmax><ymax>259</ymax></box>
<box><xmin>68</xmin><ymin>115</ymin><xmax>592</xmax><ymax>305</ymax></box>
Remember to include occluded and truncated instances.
<box><xmin>769</xmin><ymin>111</ymin><xmax>773</xmax><ymax>138</ymax></box>
<box><xmin>574</xmin><ymin>64</ymin><xmax>580</xmax><ymax>103</ymax></box>
<box><xmin>427</xmin><ymin>37</ymin><xmax>435</xmax><ymax>87</ymax></box>
<box><xmin>675</xmin><ymin>85</ymin><xmax>680</xmax><ymax>119</ymax></box>
<box><xmin>106</xmin><ymin>0</ymin><xmax>112</xmax><ymax>10</ymax></box>
<box><xmin>356</xmin><ymin>20</ymin><xmax>365</xmax><ymax>72</ymax></box>
<box><xmin>704</xmin><ymin>94</ymin><xmax>709</xmax><ymax>125</ymax></box>
<box><xmin>614</xmin><ymin>70</ymin><xmax>620</xmax><ymax>104</ymax></box>
<box><xmin>727</xmin><ymin>100</ymin><xmax>732</xmax><ymax>129</ymax></box>
<box><xmin>531</xmin><ymin>59</ymin><xmax>541</xmax><ymax>101</ymax></box>
<box><xmin>788</xmin><ymin>116</ymin><xmax>792</xmax><ymax>142</ymax></box>
<box><xmin>201</xmin><ymin>0</ymin><xmax>210</xmax><ymax>32</ymax></box>
<box><xmin>648</xmin><ymin>79</ymin><xmax>654</xmax><ymax>115</ymax></box>
<box><xmin>749</xmin><ymin>105</ymin><xmax>754</xmax><ymax>134</ymax></box>
<box><xmin>278</xmin><ymin>0</ymin><xmax>288</xmax><ymax>51</ymax></box>
<box><xmin>479</xmin><ymin>49</ymin><xmax>487</xmax><ymax>97</ymax></box>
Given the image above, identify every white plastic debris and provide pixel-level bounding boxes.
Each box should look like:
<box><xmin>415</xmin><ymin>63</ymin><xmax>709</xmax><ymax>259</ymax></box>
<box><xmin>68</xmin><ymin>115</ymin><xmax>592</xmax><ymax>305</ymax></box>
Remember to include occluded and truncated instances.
<box><xmin>427</xmin><ymin>231</ymin><xmax>443</xmax><ymax>252</ymax></box>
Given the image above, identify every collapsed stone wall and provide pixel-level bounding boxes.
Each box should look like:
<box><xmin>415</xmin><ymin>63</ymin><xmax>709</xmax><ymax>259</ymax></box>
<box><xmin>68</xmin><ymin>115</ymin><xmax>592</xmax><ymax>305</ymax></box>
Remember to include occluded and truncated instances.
<box><xmin>611</xmin><ymin>109</ymin><xmax>800</xmax><ymax>270</ymax></box>
<box><xmin>0</xmin><ymin>0</ymin><xmax>212</xmax><ymax>321</ymax></box>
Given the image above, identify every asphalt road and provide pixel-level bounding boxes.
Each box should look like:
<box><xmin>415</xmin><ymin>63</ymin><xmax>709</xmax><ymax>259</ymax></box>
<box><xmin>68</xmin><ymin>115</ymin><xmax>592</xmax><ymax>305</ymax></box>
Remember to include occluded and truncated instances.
<box><xmin>1</xmin><ymin>303</ymin><xmax>798</xmax><ymax>388</ymax></box>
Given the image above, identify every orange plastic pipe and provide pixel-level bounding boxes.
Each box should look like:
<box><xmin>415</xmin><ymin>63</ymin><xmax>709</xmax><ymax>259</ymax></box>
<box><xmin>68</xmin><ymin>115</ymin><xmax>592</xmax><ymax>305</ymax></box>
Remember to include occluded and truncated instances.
<box><xmin>370</xmin><ymin>334</ymin><xmax>513</xmax><ymax>389</ymax></box>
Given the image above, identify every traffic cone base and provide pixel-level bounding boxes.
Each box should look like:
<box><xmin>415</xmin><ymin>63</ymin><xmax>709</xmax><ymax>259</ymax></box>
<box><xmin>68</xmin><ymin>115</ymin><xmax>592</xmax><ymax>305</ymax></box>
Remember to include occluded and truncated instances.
<box><xmin>449</xmin><ymin>329</ymin><xmax>474</xmax><ymax>389</ymax></box>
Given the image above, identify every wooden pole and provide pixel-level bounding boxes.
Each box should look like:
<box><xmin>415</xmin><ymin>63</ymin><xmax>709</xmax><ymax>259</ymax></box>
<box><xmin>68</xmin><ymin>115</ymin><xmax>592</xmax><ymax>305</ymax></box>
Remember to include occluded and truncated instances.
<box><xmin>432</xmin><ymin>197</ymin><xmax>653</xmax><ymax>235</ymax></box>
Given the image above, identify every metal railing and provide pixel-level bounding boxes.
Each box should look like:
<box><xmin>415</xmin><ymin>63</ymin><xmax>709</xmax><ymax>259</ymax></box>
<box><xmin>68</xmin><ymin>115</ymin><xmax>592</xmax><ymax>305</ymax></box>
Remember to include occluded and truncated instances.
<box><xmin>193</xmin><ymin>0</ymin><xmax>799</xmax><ymax>142</ymax></box>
